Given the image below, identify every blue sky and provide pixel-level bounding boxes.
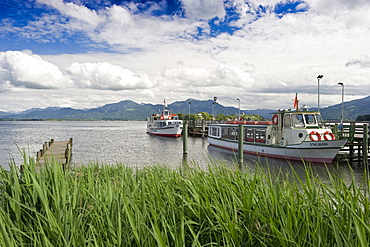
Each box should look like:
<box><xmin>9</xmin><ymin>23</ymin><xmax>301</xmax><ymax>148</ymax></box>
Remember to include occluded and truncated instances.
<box><xmin>1</xmin><ymin>0</ymin><xmax>370</xmax><ymax>112</ymax></box>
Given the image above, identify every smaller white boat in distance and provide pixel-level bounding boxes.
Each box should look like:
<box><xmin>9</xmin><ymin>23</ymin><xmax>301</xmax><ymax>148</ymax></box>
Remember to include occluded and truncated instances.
<box><xmin>207</xmin><ymin>94</ymin><xmax>347</xmax><ymax>164</ymax></box>
<box><xmin>147</xmin><ymin>99</ymin><xmax>183</xmax><ymax>138</ymax></box>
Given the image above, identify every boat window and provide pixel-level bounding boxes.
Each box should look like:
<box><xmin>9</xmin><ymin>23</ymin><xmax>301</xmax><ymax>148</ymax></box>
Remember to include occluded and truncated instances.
<box><xmin>292</xmin><ymin>114</ymin><xmax>304</xmax><ymax>128</ymax></box>
<box><xmin>210</xmin><ymin>127</ymin><xmax>219</xmax><ymax>137</ymax></box>
<box><xmin>221</xmin><ymin>127</ymin><xmax>228</xmax><ymax>138</ymax></box>
<box><xmin>284</xmin><ymin>115</ymin><xmax>291</xmax><ymax>127</ymax></box>
<box><xmin>245</xmin><ymin>128</ymin><xmax>254</xmax><ymax>142</ymax></box>
<box><xmin>255</xmin><ymin>129</ymin><xmax>266</xmax><ymax>143</ymax></box>
<box><xmin>228</xmin><ymin>128</ymin><xmax>238</xmax><ymax>140</ymax></box>
<box><xmin>304</xmin><ymin>114</ymin><xmax>316</xmax><ymax>125</ymax></box>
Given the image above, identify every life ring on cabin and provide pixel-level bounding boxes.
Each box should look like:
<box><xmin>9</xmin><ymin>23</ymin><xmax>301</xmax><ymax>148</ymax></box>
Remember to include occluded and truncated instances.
<box><xmin>272</xmin><ymin>114</ymin><xmax>279</xmax><ymax>125</ymax></box>
<box><xmin>323</xmin><ymin>131</ymin><xmax>335</xmax><ymax>141</ymax></box>
<box><xmin>160</xmin><ymin>116</ymin><xmax>164</xmax><ymax>120</ymax></box>
<box><xmin>168</xmin><ymin>116</ymin><xmax>172</xmax><ymax>120</ymax></box>
<box><xmin>309</xmin><ymin>131</ymin><xmax>322</xmax><ymax>141</ymax></box>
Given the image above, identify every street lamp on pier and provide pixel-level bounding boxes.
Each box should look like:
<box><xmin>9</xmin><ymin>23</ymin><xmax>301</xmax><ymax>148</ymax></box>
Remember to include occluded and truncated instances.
<box><xmin>317</xmin><ymin>75</ymin><xmax>323</xmax><ymax>112</ymax></box>
<box><xmin>212</xmin><ymin>97</ymin><xmax>217</xmax><ymax>119</ymax></box>
<box><xmin>237</xmin><ymin>98</ymin><xmax>240</xmax><ymax>120</ymax></box>
<box><xmin>188</xmin><ymin>101</ymin><xmax>191</xmax><ymax>121</ymax></box>
<box><xmin>338</xmin><ymin>82</ymin><xmax>344</xmax><ymax>126</ymax></box>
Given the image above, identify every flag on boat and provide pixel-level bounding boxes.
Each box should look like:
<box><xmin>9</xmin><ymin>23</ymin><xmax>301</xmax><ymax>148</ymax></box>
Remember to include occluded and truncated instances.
<box><xmin>293</xmin><ymin>93</ymin><xmax>299</xmax><ymax>110</ymax></box>
<box><xmin>338</xmin><ymin>118</ymin><xmax>343</xmax><ymax>130</ymax></box>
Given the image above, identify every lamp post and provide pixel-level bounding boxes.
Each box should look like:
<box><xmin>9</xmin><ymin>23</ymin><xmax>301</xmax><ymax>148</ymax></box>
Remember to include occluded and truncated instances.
<box><xmin>188</xmin><ymin>101</ymin><xmax>191</xmax><ymax>121</ymax></box>
<box><xmin>338</xmin><ymin>82</ymin><xmax>344</xmax><ymax>124</ymax></box>
<box><xmin>213</xmin><ymin>97</ymin><xmax>217</xmax><ymax>119</ymax></box>
<box><xmin>237</xmin><ymin>98</ymin><xmax>240</xmax><ymax>120</ymax></box>
<box><xmin>317</xmin><ymin>75</ymin><xmax>323</xmax><ymax>112</ymax></box>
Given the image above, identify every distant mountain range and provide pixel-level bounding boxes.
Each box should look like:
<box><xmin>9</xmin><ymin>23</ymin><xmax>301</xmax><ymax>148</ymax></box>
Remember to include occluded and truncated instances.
<box><xmin>1</xmin><ymin>96</ymin><xmax>369</xmax><ymax>121</ymax></box>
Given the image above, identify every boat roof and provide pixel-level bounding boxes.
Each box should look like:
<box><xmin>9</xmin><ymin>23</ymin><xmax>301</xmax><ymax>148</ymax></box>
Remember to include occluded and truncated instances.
<box><xmin>208</xmin><ymin>123</ymin><xmax>269</xmax><ymax>128</ymax></box>
<box><xmin>270</xmin><ymin>109</ymin><xmax>320</xmax><ymax>114</ymax></box>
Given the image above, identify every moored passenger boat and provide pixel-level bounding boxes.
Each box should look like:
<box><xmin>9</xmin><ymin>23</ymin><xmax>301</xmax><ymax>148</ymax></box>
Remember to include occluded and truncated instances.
<box><xmin>207</xmin><ymin>97</ymin><xmax>347</xmax><ymax>164</ymax></box>
<box><xmin>147</xmin><ymin>99</ymin><xmax>183</xmax><ymax>138</ymax></box>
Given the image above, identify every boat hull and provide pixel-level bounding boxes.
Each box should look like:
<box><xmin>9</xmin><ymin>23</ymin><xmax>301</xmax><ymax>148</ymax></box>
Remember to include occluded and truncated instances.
<box><xmin>147</xmin><ymin>125</ymin><xmax>183</xmax><ymax>138</ymax></box>
<box><xmin>208</xmin><ymin>137</ymin><xmax>347</xmax><ymax>164</ymax></box>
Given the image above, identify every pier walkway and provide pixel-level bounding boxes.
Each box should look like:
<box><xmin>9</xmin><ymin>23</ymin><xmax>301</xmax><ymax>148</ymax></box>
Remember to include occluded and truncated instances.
<box><xmin>36</xmin><ymin>138</ymin><xmax>73</xmax><ymax>169</ymax></box>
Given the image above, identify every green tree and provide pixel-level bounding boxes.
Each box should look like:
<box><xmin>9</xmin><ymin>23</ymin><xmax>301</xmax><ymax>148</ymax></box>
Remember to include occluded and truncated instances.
<box><xmin>215</xmin><ymin>113</ymin><xmax>227</xmax><ymax>121</ymax></box>
<box><xmin>240</xmin><ymin>114</ymin><xmax>264</xmax><ymax>121</ymax></box>
<box><xmin>199</xmin><ymin>112</ymin><xmax>212</xmax><ymax>121</ymax></box>
<box><xmin>356</xmin><ymin>115</ymin><xmax>370</xmax><ymax>121</ymax></box>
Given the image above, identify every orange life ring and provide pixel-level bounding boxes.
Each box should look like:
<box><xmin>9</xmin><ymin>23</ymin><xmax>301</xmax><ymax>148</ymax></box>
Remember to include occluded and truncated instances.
<box><xmin>309</xmin><ymin>131</ymin><xmax>322</xmax><ymax>141</ymax></box>
<box><xmin>160</xmin><ymin>116</ymin><xmax>164</xmax><ymax>120</ymax></box>
<box><xmin>323</xmin><ymin>131</ymin><xmax>335</xmax><ymax>140</ymax></box>
<box><xmin>272</xmin><ymin>114</ymin><xmax>278</xmax><ymax>125</ymax></box>
<box><xmin>168</xmin><ymin>116</ymin><xmax>172</xmax><ymax>120</ymax></box>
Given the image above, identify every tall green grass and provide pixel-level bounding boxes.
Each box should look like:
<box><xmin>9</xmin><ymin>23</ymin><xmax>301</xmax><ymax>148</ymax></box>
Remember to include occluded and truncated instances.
<box><xmin>0</xmin><ymin>157</ymin><xmax>369</xmax><ymax>246</ymax></box>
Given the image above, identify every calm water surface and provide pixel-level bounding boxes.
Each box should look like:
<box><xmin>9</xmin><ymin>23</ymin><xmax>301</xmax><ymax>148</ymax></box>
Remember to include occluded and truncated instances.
<box><xmin>0</xmin><ymin>121</ymin><xmax>366</xmax><ymax>183</ymax></box>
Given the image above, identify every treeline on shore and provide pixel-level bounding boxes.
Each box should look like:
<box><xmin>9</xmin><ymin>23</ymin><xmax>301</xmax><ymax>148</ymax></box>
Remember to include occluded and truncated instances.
<box><xmin>356</xmin><ymin>115</ymin><xmax>370</xmax><ymax>121</ymax></box>
<box><xmin>178</xmin><ymin>112</ymin><xmax>264</xmax><ymax>121</ymax></box>
<box><xmin>0</xmin><ymin>158</ymin><xmax>369</xmax><ymax>246</ymax></box>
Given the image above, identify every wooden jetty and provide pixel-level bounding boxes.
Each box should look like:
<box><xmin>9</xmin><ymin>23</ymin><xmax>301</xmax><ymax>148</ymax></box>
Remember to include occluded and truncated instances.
<box><xmin>330</xmin><ymin>122</ymin><xmax>369</xmax><ymax>165</ymax></box>
<box><xmin>36</xmin><ymin>138</ymin><xmax>73</xmax><ymax>169</ymax></box>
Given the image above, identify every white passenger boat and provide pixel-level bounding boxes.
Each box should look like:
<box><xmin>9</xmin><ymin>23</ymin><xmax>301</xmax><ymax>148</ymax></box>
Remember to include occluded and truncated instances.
<box><xmin>207</xmin><ymin>98</ymin><xmax>347</xmax><ymax>164</ymax></box>
<box><xmin>147</xmin><ymin>100</ymin><xmax>183</xmax><ymax>138</ymax></box>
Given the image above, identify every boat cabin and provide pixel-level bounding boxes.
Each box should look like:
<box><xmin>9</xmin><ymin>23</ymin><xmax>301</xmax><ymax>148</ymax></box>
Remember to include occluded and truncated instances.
<box><xmin>208</xmin><ymin>109</ymin><xmax>333</xmax><ymax>147</ymax></box>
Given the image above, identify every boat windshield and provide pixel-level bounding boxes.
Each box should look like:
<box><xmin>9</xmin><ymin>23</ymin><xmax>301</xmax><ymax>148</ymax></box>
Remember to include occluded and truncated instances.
<box><xmin>292</xmin><ymin>114</ymin><xmax>304</xmax><ymax>128</ymax></box>
<box><xmin>304</xmin><ymin>114</ymin><xmax>317</xmax><ymax>125</ymax></box>
<box><xmin>315</xmin><ymin>114</ymin><xmax>324</xmax><ymax>127</ymax></box>
<box><xmin>290</xmin><ymin>113</ymin><xmax>322</xmax><ymax>128</ymax></box>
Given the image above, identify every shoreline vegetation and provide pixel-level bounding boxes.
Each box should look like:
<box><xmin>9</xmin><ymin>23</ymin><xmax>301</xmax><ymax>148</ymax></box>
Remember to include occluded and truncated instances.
<box><xmin>1</xmin><ymin>158</ymin><xmax>369</xmax><ymax>246</ymax></box>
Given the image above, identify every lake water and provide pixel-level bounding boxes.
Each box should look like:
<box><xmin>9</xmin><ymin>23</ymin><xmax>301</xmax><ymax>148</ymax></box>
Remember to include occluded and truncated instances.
<box><xmin>0</xmin><ymin>121</ymin><xmax>366</xmax><ymax>183</ymax></box>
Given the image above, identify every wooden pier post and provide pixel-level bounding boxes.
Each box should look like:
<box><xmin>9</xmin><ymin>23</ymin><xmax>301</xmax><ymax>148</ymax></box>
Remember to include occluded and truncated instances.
<box><xmin>363</xmin><ymin>124</ymin><xmax>368</xmax><ymax>166</ymax></box>
<box><xmin>238</xmin><ymin>124</ymin><xmax>244</xmax><ymax>167</ymax></box>
<box><xmin>183</xmin><ymin>121</ymin><xmax>188</xmax><ymax>163</ymax></box>
<box><xmin>202</xmin><ymin>120</ymin><xmax>206</xmax><ymax>139</ymax></box>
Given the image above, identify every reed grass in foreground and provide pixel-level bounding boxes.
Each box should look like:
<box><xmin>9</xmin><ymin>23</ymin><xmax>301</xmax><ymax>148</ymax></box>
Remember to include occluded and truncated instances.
<box><xmin>0</xmin><ymin>158</ymin><xmax>369</xmax><ymax>246</ymax></box>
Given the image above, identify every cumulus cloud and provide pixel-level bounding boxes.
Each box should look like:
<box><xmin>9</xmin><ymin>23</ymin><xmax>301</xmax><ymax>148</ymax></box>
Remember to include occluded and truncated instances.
<box><xmin>346</xmin><ymin>56</ymin><xmax>370</xmax><ymax>68</ymax></box>
<box><xmin>181</xmin><ymin>0</ymin><xmax>226</xmax><ymax>20</ymax></box>
<box><xmin>163</xmin><ymin>64</ymin><xmax>254</xmax><ymax>87</ymax></box>
<box><xmin>66</xmin><ymin>62</ymin><xmax>156</xmax><ymax>90</ymax></box>
<box><xmin>0</xmin><ymin>50</ymin><xmax>70</xmax><ymax>89</ymax></box>
<box><xmin>36</xmin><ymin>0</ymin><xmax>104</xmax><ymax>28</ymax></box>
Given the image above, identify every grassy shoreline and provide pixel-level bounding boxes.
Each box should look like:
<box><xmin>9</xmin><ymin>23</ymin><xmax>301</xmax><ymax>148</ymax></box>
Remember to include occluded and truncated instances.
<box><xmin>1</xmin><ymin>159</ymin><xmax>369</xmax><ymax>246</ymax></box>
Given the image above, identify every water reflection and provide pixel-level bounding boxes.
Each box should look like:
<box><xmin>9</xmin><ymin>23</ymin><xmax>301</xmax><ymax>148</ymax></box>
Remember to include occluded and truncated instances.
<box><xmin>207</xmin><ymin>145</ymin><xmax>367</xmax><ymax>185</ymax></box>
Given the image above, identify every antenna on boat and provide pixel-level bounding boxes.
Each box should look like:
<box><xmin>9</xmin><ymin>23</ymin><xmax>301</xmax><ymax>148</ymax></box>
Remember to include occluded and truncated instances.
<box><xmin>293</xmin><ymin>93</ymin><xmax>299</xmax><ymax>111</ymax></box>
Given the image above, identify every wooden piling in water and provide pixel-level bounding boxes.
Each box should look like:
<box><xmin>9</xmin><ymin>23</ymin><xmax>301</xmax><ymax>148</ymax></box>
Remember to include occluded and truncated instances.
<box><xmin>363</xmin><ymin>124</ymin><xmax>368</xmax><ymax>166</ymax></box>
<box><xmin>238</xmin><ymin>124</ymin><xmax>244</xmax><ymax>167</ymax></box>
<box><xmin>183</xmin><ymin>122</ymin><xmax>188</xmax><ymax>163</ymax></box>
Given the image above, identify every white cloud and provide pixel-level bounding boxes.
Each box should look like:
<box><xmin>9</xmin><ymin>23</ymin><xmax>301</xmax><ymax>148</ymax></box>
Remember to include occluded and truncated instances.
<box><xmin>36</xmin><ymin>0</ymin><xmax>104</xmax><ymax>28</ymax></box>
<box><xmin>0</xmin><ymin>50</ymin><xmax>71</xmax><ymax>89</ymax></box>
<box><xmin>181</xmin><ymin>0</ymin><xmax>226</xmax><ymax>20</ymax></box>
<box><xmin>66</xmin><ymin>62</ymin><xmax>156</xmax><ymax>90</ymax></box>
<box><xmin>163</xmin><ymin>63</ymin><xmax>254</xmax><ymax>87</ymax></box>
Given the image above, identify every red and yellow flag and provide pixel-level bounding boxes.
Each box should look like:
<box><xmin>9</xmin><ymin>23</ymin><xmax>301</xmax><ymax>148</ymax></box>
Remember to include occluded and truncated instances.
<box><xmin>293</xmin><ymin>93</ymin><xmax>299</xmax><ymax>110</ymax></box>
